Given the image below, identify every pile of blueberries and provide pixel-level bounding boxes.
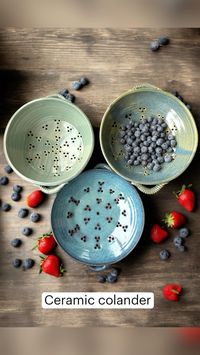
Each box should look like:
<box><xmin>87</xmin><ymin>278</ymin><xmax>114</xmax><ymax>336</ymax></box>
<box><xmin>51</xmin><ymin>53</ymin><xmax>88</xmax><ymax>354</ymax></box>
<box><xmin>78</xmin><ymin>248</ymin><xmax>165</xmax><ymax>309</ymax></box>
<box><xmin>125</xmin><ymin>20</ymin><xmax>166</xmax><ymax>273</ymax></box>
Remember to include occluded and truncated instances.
<box><xmin>119</xmin><ymin>117</ymin><xmax>177</xmax><ymax>172</ymax></box>
<box><xmin>160</xmin><ymin>227</ymin><xmax>190</xmax><ymax>260</ymax></box>
<box><xmin>59</xmin><ymin>77</ymin><xmax>89</xmax><ymax>103</ymax></box>
<box><xmin>0</xmin><ymin>165</ymin><xmax>41</xmax><ymax>269</ymax></box>
<box><xmin>96</xmin><ymin>268</ymin><xmax>120</xmax><ymax>284</ymax></box>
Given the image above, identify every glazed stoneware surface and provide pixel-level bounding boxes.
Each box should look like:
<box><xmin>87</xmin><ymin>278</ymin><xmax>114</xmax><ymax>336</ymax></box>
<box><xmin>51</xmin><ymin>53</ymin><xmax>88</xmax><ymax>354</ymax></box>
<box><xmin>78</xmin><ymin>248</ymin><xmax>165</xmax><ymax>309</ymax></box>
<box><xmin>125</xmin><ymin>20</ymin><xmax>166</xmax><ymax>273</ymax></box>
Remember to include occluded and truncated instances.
<box><xmin>4</xmin><ymin>96</ymin><xmax>94</xmax><ymax>187</ymax></box>
<box><xmin>51</xmin><ymin>169</ymin><xmax>145</xmax><ymax>266</ymax></box>
<box><xmin>100</xmin><ymin>86</ymin><xmax>198</xmax><ymax>185</ymax></box>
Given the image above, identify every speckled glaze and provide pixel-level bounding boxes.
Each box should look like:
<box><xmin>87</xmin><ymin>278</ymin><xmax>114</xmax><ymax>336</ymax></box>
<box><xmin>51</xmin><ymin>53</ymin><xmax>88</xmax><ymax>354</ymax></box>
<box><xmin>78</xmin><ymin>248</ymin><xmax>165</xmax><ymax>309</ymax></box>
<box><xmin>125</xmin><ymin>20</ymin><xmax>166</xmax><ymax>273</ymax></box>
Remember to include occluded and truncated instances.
<box><xmin>100</xmin><ymin>84</ymin><xmax>198</xmax><ymax>192</ymax></box>
<box><xmin>51</xmin><ymin>169</ymin><xmax>145</xmax><ymax>267</ymax></box>
<box><xmin>3</xmin><ymin>95</ymin><xmax>94</xmax><ymax>193</ymax></box>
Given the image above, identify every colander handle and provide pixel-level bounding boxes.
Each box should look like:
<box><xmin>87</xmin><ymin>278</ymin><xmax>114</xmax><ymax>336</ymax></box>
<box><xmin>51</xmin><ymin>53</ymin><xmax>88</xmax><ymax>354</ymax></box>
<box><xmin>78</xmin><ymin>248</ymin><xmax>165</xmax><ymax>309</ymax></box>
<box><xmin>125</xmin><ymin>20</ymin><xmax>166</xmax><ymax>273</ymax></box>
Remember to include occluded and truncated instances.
<box><xmin>94</xmin><ymin>163</ymin><xmax>111</xmax><ymax>171</ymax></box>
<box><xmin>131</xmin><ymin>182</ymin><xmax>167</xmax><ymax>195</ymax></box>
<box><xmin>47</xmin><ymin>94</ymin><xmax>67</xmax><ymax>100</ymax></box>
<box><xmin>129</xmin><ymin>83</ymin><xmax>162</xmax><ymax>92</ymax></box>
<box><xmin>89</xmin><ymin>265</ymin><xmax>108</xmax><ymax>272</ymax></box>
<box><xmin>39</xmin><ymin>184</ymin><xmax>66</xmax><ymax>194</ymax></box>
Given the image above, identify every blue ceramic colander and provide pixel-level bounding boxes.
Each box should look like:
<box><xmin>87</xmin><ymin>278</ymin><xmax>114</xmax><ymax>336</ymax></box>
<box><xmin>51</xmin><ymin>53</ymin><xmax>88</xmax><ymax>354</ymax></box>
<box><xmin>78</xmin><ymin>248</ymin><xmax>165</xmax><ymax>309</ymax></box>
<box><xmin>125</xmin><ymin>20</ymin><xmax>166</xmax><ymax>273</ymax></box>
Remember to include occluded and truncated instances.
<box><xmin>51</xmin><ymin>167</ymin><xmax>145</xmax><ymax>269</ymax></box>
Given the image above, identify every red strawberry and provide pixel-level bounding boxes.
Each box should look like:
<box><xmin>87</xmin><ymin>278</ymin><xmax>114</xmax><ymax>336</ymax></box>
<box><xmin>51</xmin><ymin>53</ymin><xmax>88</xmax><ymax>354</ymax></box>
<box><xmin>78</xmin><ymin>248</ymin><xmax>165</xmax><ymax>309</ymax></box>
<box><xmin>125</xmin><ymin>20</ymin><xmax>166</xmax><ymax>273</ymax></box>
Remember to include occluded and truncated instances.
<box><xmin>150</xmin><ymin>224</ymin><xmax>169</xmax><ymax>243</ymax></box>
<box><xmin>27</xmin><ymin>189</ymin><xmax>45</xmax><ymax>208</ymax></box>
<box><xmin>33</xmin><ymin>234</ymin><xmax>57</xmax><ymax>254</ymax></box>
<box><xmin>40</xmin><ymin>255</ymin><xmax>65</xmax><ymax>277</ymax></box>
<box><xmin>163</xmin><ymin>284</ymin><xmax>182</xmax><ymax>301</ymax></box>
<box><xmin>179</xmin><ymin>328</ymin><xmax>200</xmax><ymax>343</ymax></box>
<box><xmin>175</xmin><ymin>185</ymin><xmax>195</xmax><ymax>212</ymax></box>
<box><xmin>163</xmin><ymin>211</ymin><xmax>186</xmax><ymax>229</ymax></box>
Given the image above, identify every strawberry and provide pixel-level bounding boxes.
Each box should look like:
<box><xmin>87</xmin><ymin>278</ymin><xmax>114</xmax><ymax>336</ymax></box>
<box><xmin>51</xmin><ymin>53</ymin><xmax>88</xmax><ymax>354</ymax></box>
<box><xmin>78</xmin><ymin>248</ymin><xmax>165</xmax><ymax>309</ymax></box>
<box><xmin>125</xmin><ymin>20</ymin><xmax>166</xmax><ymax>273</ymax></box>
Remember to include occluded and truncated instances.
<box><xmin>40</xmin><ymin>255</ymin><xmax>65</xmax><ymax>277</ymax></box>
<box><xmin>150</xmin><ymin>224</ymin><xmax>169</xmax><ymax>243</ymax></box>
<box><xmin>179</xmin><ymin>328</ymin><xmax>200</xmax><ymax>343</ymax></box>
<box><xmin>33</xmin><ymin>233</ymin><xmax>57</xmax><ymax>254</ymax></box>
<box><xmin>163</xmin><ymin>284</ymin><xmax>182</xmax><ymax>301</ymax></box>
<box><xmin>175</xmin><ymin>184</ymin><xmax>195</xmax><ymax>212</ymax></box>
<box><xmin>163</xmin><ymin>211</ymin><xmax>186</xmax><ymax>229</ymax></box>
<box><xmin>27</xmin><ymin>189</ymin><xmax>45</xmax><ymax>208</ymax></box>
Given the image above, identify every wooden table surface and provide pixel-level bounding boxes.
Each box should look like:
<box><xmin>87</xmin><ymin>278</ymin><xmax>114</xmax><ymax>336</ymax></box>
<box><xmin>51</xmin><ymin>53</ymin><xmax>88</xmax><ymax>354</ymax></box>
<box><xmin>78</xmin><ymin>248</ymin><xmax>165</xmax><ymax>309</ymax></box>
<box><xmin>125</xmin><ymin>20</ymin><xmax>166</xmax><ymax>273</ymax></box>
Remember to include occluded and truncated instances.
<box><xmin>0</xmin><ymin>28</ymin><xmax>200</xmax><ymax>327</ymax></box>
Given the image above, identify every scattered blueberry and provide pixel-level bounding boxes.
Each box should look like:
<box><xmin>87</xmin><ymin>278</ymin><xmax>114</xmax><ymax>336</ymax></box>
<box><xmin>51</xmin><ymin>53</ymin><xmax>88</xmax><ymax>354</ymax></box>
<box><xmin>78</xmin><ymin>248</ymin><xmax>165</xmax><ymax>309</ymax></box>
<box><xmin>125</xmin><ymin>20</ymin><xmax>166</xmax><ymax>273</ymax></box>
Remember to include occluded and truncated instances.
<box><xmin>18</xmin><ymin>208</ymin><xmax>29</xmax><ymax>218</ymax></box>
<box><xmin>150</xmin><ymin>40</ymin><xmax>160</xmax><ymax>51</ymax></box>
<box><xmin>23</xmin><ymin>258</ymin><xmax>35</xmax><ymax>270</ymax></box>
<box><xmin>72</xmin><ymin>81</ymin><xmax>82</xmax><ymax>90</ymax></box>
<box><xmin>11</xmin><ymin>238</ymin><xmax>22</xmax><ymax>248</ymax></box>
<box><xmin>30</xmin><ymin>212</ymin><xmax>40</xmax><ymax>223</ymax></box>
<box><xmin>96</xmin><ymin>275</ymin><xmax>106</xmax><ymax>283</ymax></box>
<box><xmin>80</xmin><ymin>77</ymin><xmax>89</xmax><ymax>86</ymax></box>
<box><xmin>1</xmin><ymin>203</ymin><xmax>11</xmax><ymax>212</ymax></box>
<box><xmin>0</xmin><ymin>176</ymin><xmax>9</xmax><ymax>185</ymax></box>
<box><xmin>160</xmin><ymin>249</ymin><xmax>170</xmax><ymax>261</ymax></box>
<box><xmin>13</xmin><ymin>184</ymin><xmax>23</xmax><ymax>193</ymax></box>
<box><xmin>65</xmin><ymin>93</ymin><xmax>75</xmax><ymax>103</ymax></box>
<box><xmin>21</xmin><ymin>227</ymin><xmax>32</xmax><ymax>236</ymax></box>
<box><xmin>11</xmin><ymin>192</ymin><xmax>21</xmax><ymax>202</ymax></box>
<box><xmin>158</xmin><ymin>36</ymin><xmax>170</xmax><ymax>46</ymax></box>
<box><xmin>106</xmin><ymin>274</ymin><xmax>118</xmax><ymax>283</ymax></box>
<box><xmin>12</xmin><ymin>259</ymin><xmax>22</xmax><ymax>268</ymax></box>
<box><xmin>177</xmin><ymin>245</ymin><xmax>187</xmax><ymax>252</ymax></box>
<box><xmin>58</xmin><ymin>88</ymin><xmax>69</xmax><ymax>97</ymax></box>
<box><xmin>110</xmin><ymin>268</ymin><xmax>120</xmax><ymax>277</ymax></box>
<box><xmin>173</xmin><ymin>236</ymin><xmax>183</xmax><ymax>248</ymax></box>
<box><xmin>179</xmin><ymin>227</ymin><xmax>189</xmax><ymax>238</ymax></box>
<box><xmin>4</xmin><ymin>165</ymin><xmax>13</xmax><ymax>174</ymax></box>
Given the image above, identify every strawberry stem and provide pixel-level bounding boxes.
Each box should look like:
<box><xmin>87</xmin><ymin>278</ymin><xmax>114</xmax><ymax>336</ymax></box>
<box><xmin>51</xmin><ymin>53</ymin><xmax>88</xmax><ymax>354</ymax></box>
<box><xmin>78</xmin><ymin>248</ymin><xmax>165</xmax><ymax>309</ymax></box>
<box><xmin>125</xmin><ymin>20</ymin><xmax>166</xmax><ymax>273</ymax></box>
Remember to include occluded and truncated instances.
<box><xmin>172</xmin><ymin>288</ymin><xmax>180</xmax><ymax>295</ymax></box>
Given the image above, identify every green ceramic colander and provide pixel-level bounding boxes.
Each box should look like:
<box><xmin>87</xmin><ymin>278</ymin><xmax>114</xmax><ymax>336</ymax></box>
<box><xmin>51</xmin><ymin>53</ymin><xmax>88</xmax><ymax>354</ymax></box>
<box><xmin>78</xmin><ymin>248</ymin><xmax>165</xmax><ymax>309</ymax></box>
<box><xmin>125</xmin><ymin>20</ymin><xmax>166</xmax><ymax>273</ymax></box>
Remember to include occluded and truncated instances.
<box><xmin>4</xmin><ymin>94</ymin><xmax>94</xmax><ymax>194</ymax></box>
<box><xmin>100</xmin><ymin>84</ymin><xmax>198</xmax><ymax>194</ymax></box>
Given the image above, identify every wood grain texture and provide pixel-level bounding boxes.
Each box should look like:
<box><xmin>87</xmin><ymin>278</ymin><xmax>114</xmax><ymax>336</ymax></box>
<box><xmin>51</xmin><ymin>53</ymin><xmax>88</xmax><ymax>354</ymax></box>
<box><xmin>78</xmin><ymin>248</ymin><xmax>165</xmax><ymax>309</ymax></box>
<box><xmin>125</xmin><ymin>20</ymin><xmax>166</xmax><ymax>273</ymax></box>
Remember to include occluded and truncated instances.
<box><xmin>0</xmin><ymin>28</ymin><xmax>200</xmax><ymax>327</ymax></box>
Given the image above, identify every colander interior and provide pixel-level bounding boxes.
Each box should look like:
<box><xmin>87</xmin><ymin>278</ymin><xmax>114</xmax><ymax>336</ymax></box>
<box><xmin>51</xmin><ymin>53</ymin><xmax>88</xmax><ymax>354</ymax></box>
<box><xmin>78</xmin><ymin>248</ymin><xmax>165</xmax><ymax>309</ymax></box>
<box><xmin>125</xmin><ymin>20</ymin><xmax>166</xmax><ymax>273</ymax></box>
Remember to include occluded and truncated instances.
<box><xmin>51</xmin><ymin>169</ymin><xmax>145</xmax><ymax>266</ymax></box>
<box><xmin>4</xmin><ymin>98</ymin><xmax>94</xmax><ymax>186</ymax></box>
<box><xmin>100</xmin><ymin>89</ymin><xmax>198</xmax><ymax>185</ymax></box>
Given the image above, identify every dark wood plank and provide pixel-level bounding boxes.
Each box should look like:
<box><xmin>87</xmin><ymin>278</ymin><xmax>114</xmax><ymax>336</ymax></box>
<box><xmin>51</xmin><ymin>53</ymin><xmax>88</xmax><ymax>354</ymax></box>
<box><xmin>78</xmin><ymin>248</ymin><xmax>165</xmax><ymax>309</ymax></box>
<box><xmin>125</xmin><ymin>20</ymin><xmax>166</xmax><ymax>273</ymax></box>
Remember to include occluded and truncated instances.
<box><xmin>0</xmin><ymin>28</ymin><xmax>200</xmax><ymax>326</ymax></box>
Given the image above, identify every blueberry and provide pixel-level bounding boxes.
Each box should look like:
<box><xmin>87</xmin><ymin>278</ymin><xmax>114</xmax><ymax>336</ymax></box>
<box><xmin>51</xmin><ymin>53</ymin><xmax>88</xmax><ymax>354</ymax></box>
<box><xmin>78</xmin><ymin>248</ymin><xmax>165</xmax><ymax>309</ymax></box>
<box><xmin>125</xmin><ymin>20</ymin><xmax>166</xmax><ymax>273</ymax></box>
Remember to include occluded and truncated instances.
<box><xmin>1</xmin><ymin>203</ymin><xmax>11</xmax><ymax>212</ymax></box>
<box><xmin>153</xmin><ymin>164</ymin><xmax>161</xmax><ymax>172</ymax></box>
<box><xmin>127</xmin><ymin>159</ymin><xmax>133</xmax><ymax>166</ymax></box>
<box><xmin>13</xmin><ymin>184</ymin><xmax>23</xmax><ymax>193</ymax></box>
<box><xmin>164</xmin><ymin>154</ymin><xmax>172</xmax><ymax>163</ymax></box>
<box><xmin>30</xmin><ymin>212</ymin><xmax>41</xmax><ymax>223</ymax></box>
<box><xmin>11</xmin><ymin>238</ymin><xmax>22</xmax><ymax>248</ymax></box>
<box><xmin>161</xmin><ymin>142</ymin><xmax>168</xmax><ymax>150</ymax></box>
<box><xmin>177</xmin><ymin>245</ymin><xmax>187</xmax><ymax>252</ymax></box>
<box><xmin>148</xmin><ymin>146</ymin><xmax>153</xmax><ymax>153</ymax></box>
<box><xmin>18</xmin><ymin>208</ymin><xmax>29</xmax><ymax>218</ymax></box>
<box><xmin>96</xmin><ymin>275</ymin><xmax>106</xmax><ymax>283</ymax></box>
<box><xmin>147</xmin><ymin>163</ymin><xmax>153</xmax><ymax>170</ymax></box>
<box><xmin>161</xmin><ymin>122</ymin><xmax>167</xmax><ymax>128</ymax></box>
<box><xmin>134</xmin><ymin>147</ymin><xmax>140</xmax><ymax>153</ymax></box>
<box><xmin>167</xmin><ymin>134</ymin><xmax>174</xmax><ymax>140</ymax></box>
<box><xmin>179</xmin><ymin>227</ymin><xmax>189</xmax><ymax>238</ymax></box>
<box><xmin>0</xmin><ymin>176</ymin><xmax>9</xmax><ymax>185</ymax></box>
<box><xmin>120</xmin><ymin>130</ymin><xmax>126</xmax><ymax>137</ymax></box>
<box><xmin>157</xmin><ymin>156</ymin><xmax>164</xmax><ymax>164</ymax></box>
<box><xmin>134</xmin><ymin>160</ymin><xmax>140</xmax><ymax>166</ymax></box>
<box><xmin>126</xmin><ymin>138</ymin><xmax>133</xmax><ymax>145</ymax></box>
<box><xmin>173</xmin><ymin>236</ymin><xmax>183</xmax><ymax>248</ymax></box>
<box><xmin>186</xmin><ymin>104</ymin><xmax>191</xmax><ymax>110</ymax></box>
<box><xmin>141</xmin><ymin>161</ymin><xmax>148</xmax><ymax>167</ymax></box>
<box><xmin>160</xmin><ymin>249</ymin><xmax>170</xmax><ymax>260</ymax></box>
<box><xmin>156</xmin><ymin>138</ymin><xmax>164</xmax><ymax>146</ymax></box>
<box><xmin>167</xmin><ymin>147</ymin><xmax>173</xmax><ymax>153</ymax></box>
<box><xmin>141</xmin><ymin>154</ymin><xmax>148</xmax><ymax>161</ymax></box>
<box><xmin>141</xmin><ymin>146</ymin><xmax>148</xmax><ymax>153</ymax></box>
<box><xmin>158</xmin><ymin>37</ymin><xmax>170</xmax><ymax>46</ymax></box>
<box><xmin>155</xmin><ymin>147</ymin><xmax>162</xmax><ymax>154</ymax></box>
<box><xmin>12</xmin><ymin>259</ymin><xmax>22</xmax><ymax>268</ymax></box>
<box><xmin>125</xmin><ymin>145</ymin><xmax>132</xmax><ymax>152</ymax></box>
<box><xmin>23</xmin><ymin>258</ymin><xmax>35</xmax><ymax>270</ymax></box>
<box><xmin>120</xmin><ymin>139</ymin><xmax>125</xmax><ymax>144</ymax></box>
<box><xmin>106</xmin><ymin>274</ymin><xmax>118</xmax><ymax>283</ymax></box>
<box><xmin>4</xmin><ymin>165</ymin><xmax>13</xmax><ymax>174</ymax></box>
<box><xmin>170</xmin><ymin>140</ymin><xmax>177</xmax><ymax>147</ymax></box>
<box><xmin>21</xmin><ymin>227</ymin><xmax>32</xmax><ymax>236</ymax></box>
<box><xmin>134</xmin><ymin>131</ymin><xmax>141</xmax><ymax>138</ymax></box>
<box><xmin>80</xmin><ymin>77</ymin><xmax>89</xmax><ymax>86</ymax></box>
<box><xmin>110</xmin><ymin>268</ymin><xmax>120</xmax><ymax>277</ymax></box>
<box><xmin>150</xmin><ymin>40</ymin><xmax>160</xmax><ymax>51</ymax></box>
<box><xmin>65</xmin><ymin>93</ymin><xmax>75</xmax><ymax>103</ymax></box>
<box><xmin>157</xmin><ymin>126</ymin><xmax>164</xmax><ymax>132</ymax></box>
<box><xmin>11</xmin><ymin>192</ymin><xmax>21</xmax><ymax>202</ymax></box>
<box><xmin>58</xmin><ymin>88</ymin><xmax>69</xmax><ymax>97</ymax></box>
<box><xmin>72</xmin><ymin>81</ymin><xmax>82</xmax><ymax>90</ymax></box>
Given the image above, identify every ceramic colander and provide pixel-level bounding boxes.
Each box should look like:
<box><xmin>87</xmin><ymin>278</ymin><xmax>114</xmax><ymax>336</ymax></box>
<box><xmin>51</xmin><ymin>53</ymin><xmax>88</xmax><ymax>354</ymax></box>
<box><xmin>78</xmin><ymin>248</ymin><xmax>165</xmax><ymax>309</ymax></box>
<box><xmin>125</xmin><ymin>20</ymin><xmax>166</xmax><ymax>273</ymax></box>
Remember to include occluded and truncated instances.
<box><xmin>51</xmin><ymin>165</ymin><xmax>145</xmax><ymax>270</ymax></box>
<box><xmin>4</xmin><ymin>94</ymin><xmax>94</xmax><ymax>194</ymax></box>
<box><xmin>100</xmin><ymin>84</ymin><xmax>198</xmax><ymax>194</ymax></box>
